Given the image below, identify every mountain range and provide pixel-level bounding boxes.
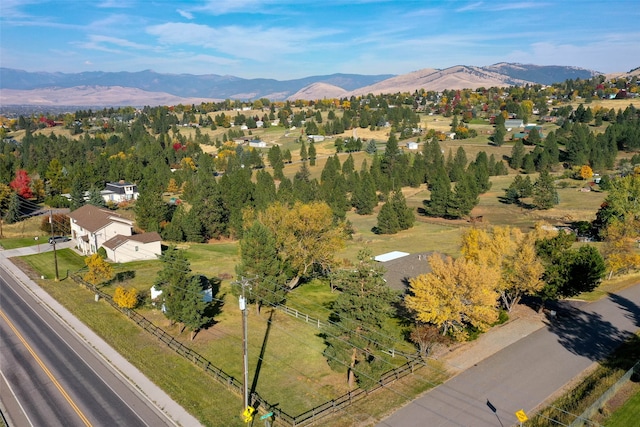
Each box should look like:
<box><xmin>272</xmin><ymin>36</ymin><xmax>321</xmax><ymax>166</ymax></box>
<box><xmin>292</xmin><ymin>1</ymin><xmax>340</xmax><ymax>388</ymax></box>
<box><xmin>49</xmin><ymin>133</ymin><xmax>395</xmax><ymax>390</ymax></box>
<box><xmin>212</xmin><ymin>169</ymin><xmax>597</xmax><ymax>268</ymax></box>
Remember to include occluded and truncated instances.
<box><xmin>0</xmin><ymin>63</ymin><xmax>609</xmax><ymax>107</ymax></box>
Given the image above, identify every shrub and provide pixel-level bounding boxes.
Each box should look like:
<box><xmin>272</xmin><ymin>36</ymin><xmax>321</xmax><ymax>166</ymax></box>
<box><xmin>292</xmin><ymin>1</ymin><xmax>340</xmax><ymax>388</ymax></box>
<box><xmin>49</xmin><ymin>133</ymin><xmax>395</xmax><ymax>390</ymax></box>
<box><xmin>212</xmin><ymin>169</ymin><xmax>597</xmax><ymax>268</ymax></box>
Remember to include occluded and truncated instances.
<box><xmin>113</xmin><ymin>286</ymin><xmax>139</xmax><ymax>309</ymax></box>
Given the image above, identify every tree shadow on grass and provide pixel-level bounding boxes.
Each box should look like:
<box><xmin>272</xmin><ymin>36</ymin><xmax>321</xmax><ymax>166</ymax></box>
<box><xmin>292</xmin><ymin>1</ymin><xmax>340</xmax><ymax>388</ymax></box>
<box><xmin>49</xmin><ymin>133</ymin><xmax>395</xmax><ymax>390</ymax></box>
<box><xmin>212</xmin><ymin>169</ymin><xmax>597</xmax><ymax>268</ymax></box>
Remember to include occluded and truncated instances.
<box><xmin>543</xmin><ymin>299</ymin><xmax>633</xmax><ymax>363</ymax></box>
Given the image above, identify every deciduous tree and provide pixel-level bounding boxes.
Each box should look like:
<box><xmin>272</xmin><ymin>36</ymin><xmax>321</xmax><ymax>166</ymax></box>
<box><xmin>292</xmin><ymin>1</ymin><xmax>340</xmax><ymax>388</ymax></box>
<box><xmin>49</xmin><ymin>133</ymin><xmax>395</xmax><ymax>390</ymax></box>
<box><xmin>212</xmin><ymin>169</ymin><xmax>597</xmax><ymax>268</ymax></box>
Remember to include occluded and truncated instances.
<box><xmin>10</xmin><ymin>169</ymin><xmax>33</xmax><ymax>199</ymax></box>
<box><xmin>114</xmin><ymin>286</ymin><xmax>139</xmax><ymax>309</ymax></box>
<box><xmin>258</xmin><ymin>201</ymin><xmax>348</xmax><ymax>288</ymax></box>
<box><xmin>405</xmin><ymin>254</ymin><xmax>500</xmax><ymax>340</ymax></box>
<box><xmin>83</xmin><ymin>253</ymin><xmax>114</xmax><ymax>285</ymax></box>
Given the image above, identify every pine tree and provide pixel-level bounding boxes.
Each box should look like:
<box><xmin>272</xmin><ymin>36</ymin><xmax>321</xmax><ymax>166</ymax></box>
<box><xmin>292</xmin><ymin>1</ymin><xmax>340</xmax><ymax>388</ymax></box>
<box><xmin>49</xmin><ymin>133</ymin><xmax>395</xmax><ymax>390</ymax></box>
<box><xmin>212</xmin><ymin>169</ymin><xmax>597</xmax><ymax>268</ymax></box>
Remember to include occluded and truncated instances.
<box><xmin>510</xmin><ymin>140</ymin><xmax>526</xmax><ymax>170</ymax></box>
<box><xmin>376</xmin><ymin>201</ymin><xmax>400</xmax><ymax>234</ymax></box>
<box><xmin>308</xmin><ymin>141</ymin><xmax>316</xmax><ymax>166</ymax></box>
<box><xmin>532</xmin><ymin>170</ymin><xmax>559</xmax><ymax>209</ymax></box>
<box><xmin>87</xmin><ymin>187</ymin><xmax>105</xmax><ymax>207</ymax></box>
<box><xmin>70</xmin><ymin>179</ymin><xmax>86</xmax><ymax>211</ymax></box>
<box><xmin>447</xmin><ymin>174</ymin><xmax>478</xmax><ymax>218</ymax></box>
<box><xmin>391</xmin><ymin>190</ymin><xmax>415</xmax><ymax>231</ymax></box>
<box><xmin>424</xmin><ymin>166</ymin><xmax>451</xmax><ymax>217</ymax></box>
<box><xmin>352</xmin><ymin>170</ymin><xmax>378</xmax><ymax>215</ymax></box>
<box><xmin>323</xmin><ymin>249</ymin><xmax>397</xmax><ymax>388</ymax></box>
<box><xmin>5</xmin><ymin>192</ymin><xmax>21</xmax><ymax>224</ymax></box>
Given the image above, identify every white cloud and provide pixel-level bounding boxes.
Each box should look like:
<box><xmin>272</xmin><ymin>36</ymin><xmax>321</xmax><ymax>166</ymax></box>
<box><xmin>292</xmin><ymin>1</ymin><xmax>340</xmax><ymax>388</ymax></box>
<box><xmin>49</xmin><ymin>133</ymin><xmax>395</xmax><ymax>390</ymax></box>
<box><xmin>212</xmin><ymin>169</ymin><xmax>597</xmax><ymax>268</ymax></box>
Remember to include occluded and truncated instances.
<box><xmin>455</xmin><ymin>2</ymin><xmax>483</xmax><ymax>13</ymax></box>
<box><xmin>146</xmin><ymin>22</ymin><xmax>335</xmax><ymax>62</ymax></box>
<box><xmin>96</xmin><ymin>0</ymin><xmax>135</xmax><ymax>8</ymax></box>
<box><xmin>196</xmin><ymin>0</ymin><xmax>273</xmax><ymax>15</ymax></box>
<box><xmin>177</xmin><ymin>9</ymin><xmax>194</xmax><ymax>19</ymax></box>
<box><xmin>505</xmin><ymin>34</ymin><xmax>640</xmax><ymax>73</ymax></box>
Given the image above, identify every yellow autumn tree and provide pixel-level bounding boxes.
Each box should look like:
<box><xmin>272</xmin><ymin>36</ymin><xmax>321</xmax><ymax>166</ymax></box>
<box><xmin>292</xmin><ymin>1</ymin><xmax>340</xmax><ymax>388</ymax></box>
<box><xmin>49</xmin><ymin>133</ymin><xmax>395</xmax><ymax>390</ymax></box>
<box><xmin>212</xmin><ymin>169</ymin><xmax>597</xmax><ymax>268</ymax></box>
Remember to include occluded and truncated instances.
<box><xmin>461</xmin><ymin>225</ymin><xmax>546</xmax><ymax>312</ymax></box>
<box><xmin>257</xmin><ymin>201</ymin><xmax>348</xmax><ymax>289</ymax></box>
<box><xmin>602</xmin><ymin>216</ymin><xmax>640</xmax><ymax>278</ymax></box>
<box><xmin>580</xmin><ymin>165</ymin><xmax>594</xmax><ymax>180</ymax></box>
<box><xmin>113</xmin><ymin>286</ymin><xmax>139</xmax><ymax>309</ymax></box>
<box><xmin>83</xmin><ymin>253</ymin><xmax>114</xmax><ymax>285</ymax></box>
<box><xmin>405</xmin><ymin>254</ymin><xmax>500</xmax><ymax>341</ymax></box>
<box><xmin>166</xmin><ymin>178</ymin><xmax>179</xmax><ymax>194</ymax></box>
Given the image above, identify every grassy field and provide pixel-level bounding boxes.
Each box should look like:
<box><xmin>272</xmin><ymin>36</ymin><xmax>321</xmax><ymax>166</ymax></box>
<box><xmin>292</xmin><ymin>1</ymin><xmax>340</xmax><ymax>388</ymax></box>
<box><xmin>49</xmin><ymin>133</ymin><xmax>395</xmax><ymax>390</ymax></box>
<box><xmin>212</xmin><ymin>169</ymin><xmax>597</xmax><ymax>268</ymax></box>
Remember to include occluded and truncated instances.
<box><xmin>605</xmin><ymin>384</ymin><xmax>640</xmax><ymax>427</ymax></box>
<box><xmin>8</xmin><ymin>99</ymin><xmax>640</xmax><ymax>425</ymax></box>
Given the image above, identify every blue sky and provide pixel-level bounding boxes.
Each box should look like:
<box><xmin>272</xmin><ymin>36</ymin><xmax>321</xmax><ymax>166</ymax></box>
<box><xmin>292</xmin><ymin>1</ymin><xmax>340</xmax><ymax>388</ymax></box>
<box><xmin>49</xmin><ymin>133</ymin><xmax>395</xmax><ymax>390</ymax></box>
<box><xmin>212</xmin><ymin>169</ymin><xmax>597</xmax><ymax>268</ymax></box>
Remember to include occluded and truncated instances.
<box><xmin>1</xmin><ymin>0</ymin><xmax>638</xmax><ymax>80</ymax></box>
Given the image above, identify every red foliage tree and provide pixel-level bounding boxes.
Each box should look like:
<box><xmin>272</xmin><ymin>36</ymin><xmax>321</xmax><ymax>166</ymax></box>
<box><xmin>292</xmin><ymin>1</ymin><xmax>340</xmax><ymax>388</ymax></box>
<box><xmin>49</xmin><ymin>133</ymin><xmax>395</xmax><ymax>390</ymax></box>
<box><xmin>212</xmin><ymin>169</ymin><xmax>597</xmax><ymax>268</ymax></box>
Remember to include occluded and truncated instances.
<box><xmin>10</xmin><ymin>169</ymin><xmax>33</xmax><ymax>199</ymax></box>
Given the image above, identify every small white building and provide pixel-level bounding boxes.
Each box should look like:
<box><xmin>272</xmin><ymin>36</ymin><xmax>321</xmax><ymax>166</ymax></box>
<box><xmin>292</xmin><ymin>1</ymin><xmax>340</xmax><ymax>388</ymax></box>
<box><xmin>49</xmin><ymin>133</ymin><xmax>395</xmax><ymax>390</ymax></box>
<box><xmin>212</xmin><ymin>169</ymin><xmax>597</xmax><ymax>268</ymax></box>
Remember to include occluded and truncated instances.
<box><xmin>406</xmin><ymin>141</ymin><xmax>419</xmax><ymax>150</ymax></box>
<box><xmin>249</xmin><ymin>139</ymin><xmax>267</xmax><ymax>148</ymax></box>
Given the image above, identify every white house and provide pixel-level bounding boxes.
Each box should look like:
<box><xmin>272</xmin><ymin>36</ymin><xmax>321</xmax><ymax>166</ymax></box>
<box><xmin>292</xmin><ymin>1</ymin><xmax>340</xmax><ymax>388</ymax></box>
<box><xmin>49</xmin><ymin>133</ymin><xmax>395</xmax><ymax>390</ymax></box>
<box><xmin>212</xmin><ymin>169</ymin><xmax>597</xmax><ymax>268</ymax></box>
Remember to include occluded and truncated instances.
<box><xmin>102</xmin><ymin>232</ymin><xmax>162</xmax><ymax>263</ymax></box>
<box><xmin>101</xmin><ymin>181</ymin><xmax>139</xmax><ymax>204</ymax></box>
<box><xmin>406</xmin><ymin>141</ymin><xmax>419</xmax><ymax>150</ymax></box>
<box><xmin>68</xmin><ymin>204</ymin><xmax>161</xmax><ymax>262</ymax></box>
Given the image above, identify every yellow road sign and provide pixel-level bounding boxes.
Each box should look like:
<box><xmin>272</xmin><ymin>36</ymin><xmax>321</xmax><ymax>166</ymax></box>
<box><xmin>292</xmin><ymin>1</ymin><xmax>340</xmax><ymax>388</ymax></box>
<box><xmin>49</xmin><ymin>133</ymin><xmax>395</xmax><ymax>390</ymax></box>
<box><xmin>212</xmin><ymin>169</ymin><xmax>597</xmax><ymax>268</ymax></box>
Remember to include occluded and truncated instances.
<box><xmin>242</xmin><ymin>406</ymin><xmax>255</xmax><ymax>423</ymax></box>
<box><xmin>515</xmin><ymin>409</ymin><xmax>528</xmax><ymax>422</ymax></box>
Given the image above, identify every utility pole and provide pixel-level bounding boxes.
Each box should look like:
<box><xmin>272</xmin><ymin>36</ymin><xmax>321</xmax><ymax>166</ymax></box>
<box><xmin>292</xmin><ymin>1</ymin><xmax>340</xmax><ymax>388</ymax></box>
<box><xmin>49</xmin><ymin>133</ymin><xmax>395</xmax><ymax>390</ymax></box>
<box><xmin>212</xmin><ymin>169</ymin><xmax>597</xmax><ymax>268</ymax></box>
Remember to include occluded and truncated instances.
<box><xmin>236</xmin><ymin>276</ymin><xmax>254</xmax><ymax>413</ymax></box>
<box><xmin>49</xmin><ymin>210</ymin><xmax>59</xmax><ymax>281</ymax></box>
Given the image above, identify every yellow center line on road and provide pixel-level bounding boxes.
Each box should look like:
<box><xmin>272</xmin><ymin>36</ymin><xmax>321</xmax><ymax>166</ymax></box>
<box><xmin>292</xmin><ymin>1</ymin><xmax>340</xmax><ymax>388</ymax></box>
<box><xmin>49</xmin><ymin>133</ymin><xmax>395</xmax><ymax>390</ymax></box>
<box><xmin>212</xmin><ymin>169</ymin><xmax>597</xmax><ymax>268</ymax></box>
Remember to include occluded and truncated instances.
<box><xmin>0</xmin><ymin>309</ymin><xmax>93</xmax><ymax>427</ymax></box>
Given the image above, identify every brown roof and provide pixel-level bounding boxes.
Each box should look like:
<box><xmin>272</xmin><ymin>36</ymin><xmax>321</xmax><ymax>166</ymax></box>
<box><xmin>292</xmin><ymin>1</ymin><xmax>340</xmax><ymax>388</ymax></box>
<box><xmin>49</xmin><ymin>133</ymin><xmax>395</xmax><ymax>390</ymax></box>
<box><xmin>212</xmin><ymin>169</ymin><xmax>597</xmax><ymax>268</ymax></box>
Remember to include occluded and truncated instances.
<box><xmin>68</xmin><ymin>204</ymin><xmax>132</xmax><ymax>233</ymax></box>
<box><xmin>102</xmin><ymin>232</ymin><xmax>161</xmax><ymax>250</ymax></box>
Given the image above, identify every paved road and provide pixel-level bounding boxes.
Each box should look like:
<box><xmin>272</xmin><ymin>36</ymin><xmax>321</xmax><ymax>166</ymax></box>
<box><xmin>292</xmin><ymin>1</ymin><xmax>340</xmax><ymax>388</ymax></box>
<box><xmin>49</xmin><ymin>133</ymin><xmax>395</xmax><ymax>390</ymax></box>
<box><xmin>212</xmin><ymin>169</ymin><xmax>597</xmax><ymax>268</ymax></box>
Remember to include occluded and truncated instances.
<box><xmin>378</xmin><ymin>285</ymin><xmax>640</xmax><ymax>427</ymax></box>
<box><xmin>0</xmin><ymin>262</ymin><xmax>175</xmax><ymax>426</ymax></box>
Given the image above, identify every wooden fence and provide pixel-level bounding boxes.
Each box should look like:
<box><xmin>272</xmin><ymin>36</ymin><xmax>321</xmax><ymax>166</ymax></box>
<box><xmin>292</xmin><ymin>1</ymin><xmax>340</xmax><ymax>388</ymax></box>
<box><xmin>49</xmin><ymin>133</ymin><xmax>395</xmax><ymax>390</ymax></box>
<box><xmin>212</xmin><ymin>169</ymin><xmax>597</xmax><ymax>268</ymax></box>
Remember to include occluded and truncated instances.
<box><xmin>71</xmin><ymin>274</ymin><xmax>422</xmax><ymax>426</ymax></box>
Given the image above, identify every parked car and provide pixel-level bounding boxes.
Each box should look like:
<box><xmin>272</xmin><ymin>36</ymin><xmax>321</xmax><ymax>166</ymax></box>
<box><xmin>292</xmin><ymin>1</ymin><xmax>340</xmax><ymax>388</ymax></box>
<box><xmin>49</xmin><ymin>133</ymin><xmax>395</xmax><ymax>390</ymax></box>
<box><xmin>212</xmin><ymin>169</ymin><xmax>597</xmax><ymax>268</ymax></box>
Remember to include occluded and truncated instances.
<box><xmin>49</xmin><ymin>236</ymin><xmax>70</xmax><ymax>244</ymax></box>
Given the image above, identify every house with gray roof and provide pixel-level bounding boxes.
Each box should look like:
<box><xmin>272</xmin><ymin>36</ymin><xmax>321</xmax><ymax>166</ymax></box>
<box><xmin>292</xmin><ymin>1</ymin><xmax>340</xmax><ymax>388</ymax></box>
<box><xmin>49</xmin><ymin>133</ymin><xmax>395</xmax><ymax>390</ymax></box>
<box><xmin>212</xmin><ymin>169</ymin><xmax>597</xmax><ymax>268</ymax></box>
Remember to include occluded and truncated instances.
<box><xmin>101</xmin><ymin>181</ymin><xmax>139</xmax><ymax>204</ymax></box>
<box><xmin>375</xmin><ymin>251</ymin><xmax>435</xmax><ymax>292</ymax></box>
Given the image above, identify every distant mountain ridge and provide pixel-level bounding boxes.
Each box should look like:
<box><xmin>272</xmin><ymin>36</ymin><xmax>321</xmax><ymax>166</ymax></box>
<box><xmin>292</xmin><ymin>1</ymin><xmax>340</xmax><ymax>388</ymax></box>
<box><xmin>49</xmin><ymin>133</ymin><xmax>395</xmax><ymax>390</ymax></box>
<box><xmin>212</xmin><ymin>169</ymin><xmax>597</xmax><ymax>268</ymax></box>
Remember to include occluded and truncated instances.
<box><xmin>0</xmin><ymin>64</ymin><xmax>606</xmax><ymax>106</ymax></box>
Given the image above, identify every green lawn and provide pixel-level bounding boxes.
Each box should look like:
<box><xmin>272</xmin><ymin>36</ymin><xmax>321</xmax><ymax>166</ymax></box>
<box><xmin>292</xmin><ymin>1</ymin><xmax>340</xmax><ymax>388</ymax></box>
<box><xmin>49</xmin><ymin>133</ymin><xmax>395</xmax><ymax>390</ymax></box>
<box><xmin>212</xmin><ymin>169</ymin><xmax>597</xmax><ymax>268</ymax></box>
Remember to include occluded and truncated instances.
<box><xmin>15</xmin><ymin>244</ymin><xmax>446</xmax><ymax>425</ymax></box>
<box><xmin>606</xmin><ymin>389</ymin><xmax>640</xmax><ymax>427</ymax></box>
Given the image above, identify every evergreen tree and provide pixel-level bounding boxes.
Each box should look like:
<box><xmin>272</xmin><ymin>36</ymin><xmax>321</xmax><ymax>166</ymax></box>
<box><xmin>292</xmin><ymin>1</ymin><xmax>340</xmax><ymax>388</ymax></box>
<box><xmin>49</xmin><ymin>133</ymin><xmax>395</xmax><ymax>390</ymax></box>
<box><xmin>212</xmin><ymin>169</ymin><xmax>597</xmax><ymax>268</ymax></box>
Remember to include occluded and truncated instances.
<box><xmin>424</xmin><ymin>166</ymin><xmax>451</xmax><ymax>217</ymax></box>
<box><xmin>69</xmin><ymin>179</ymin><xmax>86</xmax><ymax>211</ymax></box>
<box><xmin>254</xmin><ymin>169</ymin><xmax>277</xmax><ymax>211</ymax></box>
<box><xmin>543</xmin><ymin>131</ymin><xmax>560</xmax><ymax>165</ymax></box>
<box><xmin>308</xmin><ymin>141</ymin><xmax>317</xmax><ymax>166</ymax></box>
<box><xmin>155</xmin><ymin>246</ymin><xmax>191</xmax><ymax>325</ymax></box>
<box><xmin>267</xmin><ymin>145</ymin><xmax>285</xmax><ymax>180</ymax></box>
<box><xmin>299</xmin><ymin>140</ymin><xmax>308</xmax><ymax>161</ymax></box>
<box><xmin>391</xmin><ymin>190</ymin><xmax>415</xmax><ymax>231</ymax></box>
<box><xmin>5</xmin><ymin>192</ymin><xmax>21</xmax><ymax>224</ymax></box>
<box><xmin>447</xmin><ymin>174</ymin><xmax>478</xmax><ymax>218</ymax></box>
<box><xmin>236</xmin><ymin>221</ymin><xmax>286</xmax><ymax>313</ymax></box>
<box><xmin>493</xmin><ymin>125</ymin><xmax>506</xmax><ymax>146</ymax></box>
<box><xmin>352</xmin><ymin>170</ymin><xmax>378</xmax><ymax>215</ymax></box>
<box><xmin>87</xmin><ymin>187</ymin><xmax>105</xmax><ymax>207</ymax></box>
<box><xmin>181</xmin><ymin>275</ymin><xmax>213</xmax><ymax>340</ymax></box>
<box><xmin>376</xmin><ymin>201</ymin><xmax>400</xmax><ymax>234</ymax></box>
<box><xmin>522</xmin><ymin>153</ymin><xmax>536</xmax><ymax>174</ymax></box>
<box><xmin>527</xmin><ymin>128</ymin><xmax>542</xmax><ymax>146</ymax></box>
<box><xmin>470</xmin><ymin>151</ymin><xmax>491</xmax><ymax>193</ymax></box>
<box><xmin>323</xmin><ymin>249</ymin><xmax>398</xmax><ymax>388</ymax></box>
<box><xmin>532</xmin><ymin>170</ymin><xmax>558</xmax><ymax>209</ymax></box>
<box><xmin>448</xmin><ymin>146</ymin><xmax>467</xmax><ymax>182</ymax></box>
<box><xmin>135</xmin><ymin>183</ymin><xmax>168</xmax><ymax>232</ymax></box>
<box><xmin>510</xmin><ymin>140</ymin><xmax>526</xmax><ymax>170</ymax></box>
